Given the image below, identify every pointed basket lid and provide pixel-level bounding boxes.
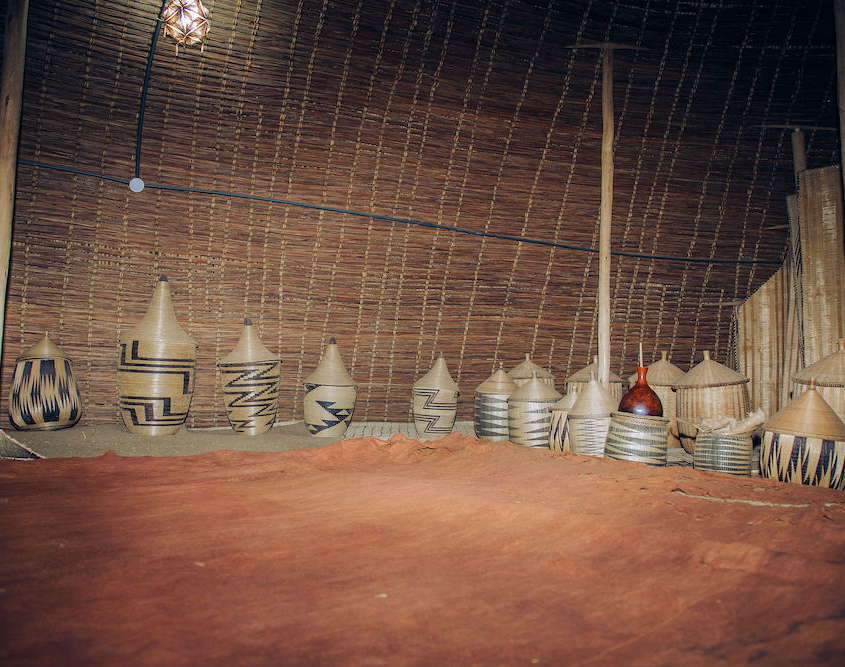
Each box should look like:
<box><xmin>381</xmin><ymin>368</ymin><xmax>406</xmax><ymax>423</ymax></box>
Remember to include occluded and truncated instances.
<box><xmin>627</xmin><ymin>351</ymin><xmax>685</xmax><ymax>386</ymax></box>
<box><xmin>568</xmin><ymin>378</ymin><xmax>617</xmax><ymax>418</ymax></box>
<box><xmin>414</xmin><ymin>352</ymin><xmax>458</xmax><ymax>392</ymax></box>
<box><xmin>567</xmin><ymin>355</ymin><xmax>622</xmax><ymax>384</ymax></box>
<box><xmin>305</xmin><ymin>337</ymin><xmax>355</xmax><ymax>386</ymax></box>
<box><xmin>793</xmin><ymin>340</ymin><xmax>845</xmax><ymax>388</ymax></box>
<box><xmin>764</xmin><ymin>385</ymin><xmax>845</xmax><ymax>441</ymax></box>
<box><xmin>219</xmin><ymin>317</ymin><xmax>279</xmax><ymax>365</ymax></box>
<box><xmin>551</xmin><ymin>390</ymin><xmax>579</xmax><ymax>412</ymax></box>
<box><xmin>507</xmin><ymin>353</ymin><xmax>554</xmax><ymax>382</ymax></box>
<box><xmin>508</xmin><ymin>372</ymin><xmax>562</xmax><ymax>403</ymax></box>
<box><xmin>475</xmin><ymin>366</ymin><xmax>518</xmax><ymax>395</ymax></box>
<box><xmin>16</xmin><ymin>332</ymin><xmax>67</xmax><ymax>360</ymax></box>
<box><xmin>124</xmin><ymin>275</ymin><xmax>196</xmax><ymax>345</ymax></box>
<box><xmin>672</xmin><ymin>350</ymin><xmax>748</xmax><ymax>389</ymax></box>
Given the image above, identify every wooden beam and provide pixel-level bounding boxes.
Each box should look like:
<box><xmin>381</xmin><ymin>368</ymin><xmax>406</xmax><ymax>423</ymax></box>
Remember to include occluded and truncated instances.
<box><xmin>598</xmin><ymin>47</ymin><xmax>613</xmax><ymax>388</ymax></box>
<box><xmin>0</xmin><ymin>0</ymin><xmax>29</xmax><ymax>383</ymax></box>
<box><xmin>837</xmin><ymin>0</ymin><xmax>845</xmax><ymax>197</ymax></box>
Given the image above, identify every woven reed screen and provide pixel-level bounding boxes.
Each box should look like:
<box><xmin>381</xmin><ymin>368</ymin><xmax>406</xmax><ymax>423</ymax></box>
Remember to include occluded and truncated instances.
<box><xmin>1</xmin><ymin>0</ymin><xmax>841</xmax><ymax>428</ymax></box>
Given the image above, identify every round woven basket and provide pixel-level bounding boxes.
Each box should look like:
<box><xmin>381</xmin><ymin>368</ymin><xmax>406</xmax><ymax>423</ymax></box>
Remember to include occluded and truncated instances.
<box><xmin>506</xmin><ymin>353</ymin><xmax>555</xmax><ymax>388</ymax></box>
<box><xmin>303</xmin><ymin>337</ymin><xmax>356</xmax><ymax>438</ymax></box>
<box><xmin>604</xmin><ymin>411</ymin><xmax>670</xmax><ymax>466</ymax></box>
<box><xmin>566</xmin><ymin>355</ymin><xmax>623</xmax><ymax>402</ymax></box>
<box><xmin>672</xmin><ymin>351</ymin><xmax>749</xmax><ymax>454</ymax></box>
<box><xmin>693</xmin><ymin>431</ymin><xmax>754</xmax><ymax>476</ymax></box>
<box><xmin>793</xmin><ymin>339</ymin><xmax>845</xmax><ymax>423</ymax></box>
<box><xmin>413</xmin><ymin>352</ymin><xmax>459</xmax><ymax>440</ymax></box>
<box><xmin>507</xmin><ymin>372</ymin><xmax>561</xmax><ymax>448</ymax></box>
<box><xmin>474</xmin><ymin>366</ymin><xmax>517</xmax><ymax>441</ymax></box>
<box><xmin>627</xmin><ymin>351</ymin><xmax>685</xmax><ymax>446</ymax></box>
<box><xmin>566</xmin><ymin>378</ymin><xmax>617</xmax><ymax>457</ymax></box>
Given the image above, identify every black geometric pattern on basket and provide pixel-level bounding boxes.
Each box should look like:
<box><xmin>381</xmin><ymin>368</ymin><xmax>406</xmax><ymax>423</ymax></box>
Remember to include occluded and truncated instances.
<box><xmin>474</xmin><ymin>395</ymin><xmax>509</xmax><ymax>438</ymax></box>
<box><xmin>9</xmin><ymin>358</ymin><xmax>80</xmax><ymax>428</ymax></box>
<box><xmin>508</xmin><ymin>404</ymin><xmax>552</xmax><ymax>447</ymax></box>
<box><xmin>119</xmin><ymin>395</ymin><xmax>191</xmax><ymax>427</ymax></box>
<box><xmin>118</xmin><ymin>341</ymin><xmax>196</xmax><ymax>394</ymax></box>
<box><xmin>220</xmin><ymin>362</ymin><xmax>280</xmax><ymax>431</ymax></box>
<box><xmin>762</xmin><ymin>433</ymin><xmax>845</xmax><ymax>489</ymax></box>
<box><xmin>304</xmin><ymin>398</ymin><xmax>353</xmax><ymax>435</ymax></box>
<box><xmin>414</xmin><ymin>388</ymin><xmax>457</xmax><ymax>435</ymax></box>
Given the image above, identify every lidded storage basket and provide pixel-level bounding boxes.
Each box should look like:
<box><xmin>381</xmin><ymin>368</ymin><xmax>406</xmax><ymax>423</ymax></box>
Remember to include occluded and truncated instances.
<box><xmin>507</xmin><ymin>353</ymin><xmax>555</xmax><ymax>388</ymax></box>
<box><xmin>413</xmin><ymin>352</ymin><xmax>459</xmax><ymax>440</ymax></box>
<box><xmin>218</xmin><ymin>317</ymin><xmax>281</xmax><ymax>436</ymax></box>
<box><xmin>760</xmin><ymin>385</ymin><xmax>845</xmax><ymax>490</ymax></box>
<box><xmin>672</xmin><ymin>351</ymin><xmax>750</xmax><ymax>454</ymax></box>
<box><xmin>303</xmin><ymin>337</ymin><xmax>357</xmax><ymax>437</ymax></box>
<box><xmin>627</xmin><ymin>351</ymin><xmax>685</xmax><ymax>446</ymax></box>
<box><xmin>566</xmin><ymin>356</ymin><xmax>623</xmax><ymax>401</ymax></box>
<box><xmin>566</xmin><ymin>377</ymin><xmax>617</xmax><ymax>457</ymax></box>
<box><xmin>507</xmin><ymin>372</ymin><xmax>561</xmax><ymax>448</ymax></box>
<box><xmin>793</xmin><ymin>339</ymin><xmax>845</xmax><ymax>423</ymax></box>
<box><xmin>604</xmin><ymin>412</ymin><xmax>670</xmax><ymax>466</ymax></box>
<box><xmin>118</xmin><ymin>275</ymin><xmax>197</xmax><ymax>435</ymax></box>
<box><xmin>474</xmin><ymin>366</ymin><xmax>517</xmax><ymax>441</ymax></box>
<box><xmin>549</xmin><ymin>391</ymin><xmax>579</xmax><ymax>453</ymax></box>
<box><xmin>9</xmin><ymin>333</ymin><xmax>81</xmax><ymax>431</ymax></box>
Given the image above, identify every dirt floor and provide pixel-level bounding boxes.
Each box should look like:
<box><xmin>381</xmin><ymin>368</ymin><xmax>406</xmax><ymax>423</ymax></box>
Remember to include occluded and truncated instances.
<box><xmin>1</xmin><ymin>430</ymin><xmax>844</xmax><ymax>665</ymax></box>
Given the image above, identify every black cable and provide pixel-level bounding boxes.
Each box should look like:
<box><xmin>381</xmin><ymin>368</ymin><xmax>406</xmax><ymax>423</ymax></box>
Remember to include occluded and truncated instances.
<box><xmin>135</xmin><ymin>1</ymin><xmax>169</xmax><ymax>179</ymax></box>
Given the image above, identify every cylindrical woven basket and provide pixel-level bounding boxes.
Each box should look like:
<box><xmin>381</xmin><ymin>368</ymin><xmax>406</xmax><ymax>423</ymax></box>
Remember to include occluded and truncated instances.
<box><xmin>566</xmin><ymin>355</ymin><xmax>623</xmax><ymax>402</ymax></box>
<box><xmin>604</xmin><ymin>412</ymin><xmax>670</xmax><ymax>466</ymax></box>
<box><xmin>693</xmin><ymin>431</ymin><xmax>754</xmax><ymax>476</ymax></box>
<box><xmin>567</xmin><ymin>378</ymin><xmax>617</xmax><ymax>457</ymax></box>
<box><xmin>627</xmin><ymin>351</ymin><xmax>685</xmax><ymax>446</ymax></box>
<box><xmin>474</xmin><ymin>366</ymin><xmax>517</xmax><ymax>441</ymax></box>
<box><xmin>793</xmin><ymin>339</ymin><xmax>845</xmax><ymax>423</ymax></box>
<box><xmin>303</xmin><ymin>337</ymin><xmax>357</xmax><ymax>438</ymax></box>
<box><xmin>548</xmin><ymin>391</ymin><xmax>578</xmax><ymax>452</ymax></box>
<box><xmin>507</xmin><ymin>373</ymin><xmax>562</xmax><ymax>448</ymax></box>
<box><xmin>507</xmin><ymin>353</ymin><xmax>555</xmax><ymax>388</ymax></box>
<box><xmin>413</xmin><ymin>352</ymin><xmax>459</xmax><ymax>440</ymax></box>
<box><xmin>759</xmin><ymin>385</ymin><xmax>845</xmax><ymax>489</ymax></box>
<box><xmin>673</xmin><ymin>350</ymin><xmax>750</xmax><ymax>454</ymax></box>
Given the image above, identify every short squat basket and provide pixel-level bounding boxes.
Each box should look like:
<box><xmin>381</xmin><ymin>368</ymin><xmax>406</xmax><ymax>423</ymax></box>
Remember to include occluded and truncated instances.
<box><xmin>693</xmin><ymin>431</ymin><xmax>754</xmax><ymax>476</ymax></box>
<box><xmin>604</xmin><ymin>412</ymin><xmax>670</xmax><ymax>466</ymax></box>
<box><xmin>474</xmin><ymin>366</ymin><xmax>517</xmax><ymax>441</ymax></box>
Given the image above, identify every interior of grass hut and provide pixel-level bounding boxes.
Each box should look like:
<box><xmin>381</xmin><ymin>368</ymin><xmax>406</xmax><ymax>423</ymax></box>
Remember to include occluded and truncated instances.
<box><xmin>2</xmin><ymin>0</ymin><xmax>845</xmax><ymax>663</ymax></box>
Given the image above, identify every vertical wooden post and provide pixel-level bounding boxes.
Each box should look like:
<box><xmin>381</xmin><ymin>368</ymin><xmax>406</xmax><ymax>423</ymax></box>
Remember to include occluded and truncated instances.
<box><xmin>790</xmin><ymin>128</ymin><xmax>806</xmax><ymax>188</ymax></box>
<box><xmin>597</xmin><ymin>47</ymin><xmax>613</xmax><ymax>388</ymax></box>
<box><xmin>836</xmin><ymin>0</ymin><xmax>845</xmax><ymax>196</ymax></box>
<box><xmin>0</xmin><ymin>0</ymin><xmax>29</xmax><ymax>388</ymax></box>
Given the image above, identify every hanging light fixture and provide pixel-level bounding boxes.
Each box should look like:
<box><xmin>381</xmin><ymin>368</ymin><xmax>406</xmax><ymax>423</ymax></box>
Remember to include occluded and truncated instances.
<box><xmin>161</xmin><ymin>0</ymin><xmax>211</xmax><ymax>51</ymax></box>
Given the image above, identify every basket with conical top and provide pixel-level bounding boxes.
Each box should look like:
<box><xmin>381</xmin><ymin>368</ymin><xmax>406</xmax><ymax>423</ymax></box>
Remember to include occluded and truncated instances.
<box><xmin>549</xmin><ymin>391</ymin><xmax>579</xmax><ymax>452</ymax></box>
<box><xmin>507</xmin><ymin>371</ymin><xmax>562</xmax><ymax>448</ymax></box>
<box><xmin>793</xmin><ymin>340</ymin><xmax>845</xmax><ymax>423</ymax></box>
<box><xmin>303</xmin><ymin>337</ymin><xmax>357</xmax><ymax>437</ymax></box>
<box><xmin>218</xmin><ymin>317</ymin><xmax>281</xmax><ymax>435</ymax></box>
<box><xmin>507</xmin><ymin>353</ymin><xmax>555</xmax><ymax>388</ymax></box>
<box><xmin>567</xmin><ymin>377</ymin><xmax>617</xmax><ymax>457</ymax></box>
<box><xmin>760</xmin><ymin>383</ymin><xmax>845</xmax><ymax>489</ymax></box>
<box><xmin>672</xmin><ymin>350</ymin><xmax>750</xmax><ymax>455</ymax></box>
<box><xmin>9</xmin><ymin>332</ymin><xmax>81</xmax><ymax>431</ymax></box>
<box><xmin>474</xmin><ymin>366</ymin><xmax>517</xmax><ymax>441</ymax></box>
<box><xmin>566</xmin><ymin>355</ymin><xmax>623</xmax><ymax>401</ymax></box>
<box><xmin>117</xmin><ymin>275</ymin><xmax>197</xmax><ymax>435</ymax></box>
<box><xmin>413</xmin><ymin>352</ymin><xmax>459</xmax><ymax>440</ymax></box>
<box><xmin>627</xmin><ymin>351</ymin><xmax>685</xmax><ymax>447</ymax></box>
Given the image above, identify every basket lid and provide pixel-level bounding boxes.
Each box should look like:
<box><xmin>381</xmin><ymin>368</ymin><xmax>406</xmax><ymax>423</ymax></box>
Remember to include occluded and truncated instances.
<box><xmin>219</xmin><ymin>317</ymin><xmax>279</xmax><ymax>365</ymax></box>
<box><xmin>567</xmin><ymin>355</ymin><xmax>622</xmax><ymax>384</ymax></box>
<box><xmin>568</xmin><ymin>378</ymin><xmax>617</xmax><ymax>418</ymax></box>
<box><xmin>305</xmin><ymin>337</ymin><xmax>355</xmax><ymax>386</ymax></box>
<box><xmin>551</xmin><ymin>390</ymin><xmax>579</xmax><ymax>412</ymax></box>
<box><xmin>764</xmin><ymin>384</ymin><xmax>845</xmax><ymax>441</ymax></box>
<box><xmin>506</xmin><ymin>353</ymin><xmax>554</xmax><ymax>382</ymax></box>
<box><xmin>627</xmin><ymin>351</ymin><xmax>685</xmax><ymax>386</ymax></box>
<box><xmin>793</xmin><ymin>339</ymin><xmax>845</xmax><ymax>388</ymax></box>
<box><xmin>475</xmin><ymin>366</ymin><xmax>518</xmax><ymax>395</ymax></box>
<box><xmin>672</xmin><ymin>350</ymin><xmax>748</xmax><ymax>389</ymax></box>
<box><xmin>124</xmin><ymin>275</ymin><xmax>196</xmax><ymax>346</ymax></box>
<box><xmin>16</xmin><ymin>332</ymin><xmax>67</xmax><ymax>360</ymax></box>
<box><xmin>414</xmin><ymin>352</ymin><xmax>459</xmax><ymax>392</ymax></box>
<box><xmin>508</xmin><ymin>372</ymin><xmax>562</xmax><ymax>403</ymax></box>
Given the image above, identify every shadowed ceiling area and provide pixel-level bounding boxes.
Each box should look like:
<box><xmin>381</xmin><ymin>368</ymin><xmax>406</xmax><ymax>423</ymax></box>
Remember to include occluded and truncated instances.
<box><xmin>1</xmin><ymin>0</ymin><xmax>840</xmax><ymax>426</ymax></box>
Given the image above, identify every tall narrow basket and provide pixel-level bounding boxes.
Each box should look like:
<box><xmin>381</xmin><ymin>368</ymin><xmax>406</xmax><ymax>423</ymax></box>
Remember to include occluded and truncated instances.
<box><xmin>474</xmin><ymin>366</ymin><xmax>517</xmax><ymax>441</ymax></box>
<box><xmin>566</xmin><ymin>378</ymin><xmax>617</xmax><ymax>457</ymax></box>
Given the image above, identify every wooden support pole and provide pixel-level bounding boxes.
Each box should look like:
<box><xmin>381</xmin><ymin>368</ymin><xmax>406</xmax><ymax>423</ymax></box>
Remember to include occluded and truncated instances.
<box><xmin>836</xmin><ymin>0</ymin><xmax>845</xmax><ymax>198</ymax></box>
<box><xmin>790</xmin><ymin>128</ymin><xmax>806</xmax><ymax>189</ymax></box>
<box><xmin>598</xmin><ymin>47</ymin><xmax>613</xmax><ymax>388</ymax></box>
<box><xmin>0</xmin><ymin>0</ymin><xmax>28</xmax><ymax>387</ymax></box>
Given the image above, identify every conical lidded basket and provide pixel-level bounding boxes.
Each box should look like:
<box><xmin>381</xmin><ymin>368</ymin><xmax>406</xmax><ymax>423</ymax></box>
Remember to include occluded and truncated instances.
<box><xmin>474</xmin><ymin>366</ymin><xmax>517</xmax><ymax>441</ymax></box>
<box><xmin>218</xmin><ymin>317</ymin><xmax>281</xmax><ymax>436</ymax></box>
<box><xmin>672</xmin><ymin>350</ymin><xmax>750</xmax><ymax>454</ymax></box>
<box><xmin>627</xmin><ymin>351</ymin><xmax>685</xmax><ymax>447</ymax></box>
<box><xmin>303</xmin><ymin>337</ymin><xmax>357</xmax><ymax>437</ymax></box>
<box><xmin>507</xmin><ymin>372</ymin><xmax>562</xmax><ymax>448</ymax></box>
<box><xmin>549</xmin><ymin>391</ymin><xmax>579</xmax><ymax>452</ymax></box>
<box><xmin>760</xmin><ymin>385</ymin><xmax>845</xmax><ymax>489</ymax></box>
<box><xmin>507</xmin><ymin>353</ymin><xmax>555</xmax><ymax>388</ymax></box>
<box><xmin>9</xmin><ymin>332</ymin><xmax>82</xmax><ymax>431</ymax></box>
<box><xmin>567</xmin><ymin>377</ymin><xmax>618</xmax><ymax>457</ymax></box>
<box><xmin>413</xmin><ymin>352</ymin><xmax>459</xmax><ymax>440</ymax></box>
<box><xmin>793</xmin><ymin>340</ymin><xmax>845</xmax><ymax>423</ymax></box>
<box><xmin>117</xmin><ymin>275</ymin><xmax>197</xmax><ymax>436</ymax></box>
<box><xmin>566</xmin><ymin>355</ymin><xmax>623</xmax><ymax>401</ymax></box>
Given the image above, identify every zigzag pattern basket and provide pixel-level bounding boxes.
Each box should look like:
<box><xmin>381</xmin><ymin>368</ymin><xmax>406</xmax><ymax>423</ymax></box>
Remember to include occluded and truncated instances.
<box><xmin>760</xmin><ymin>431</ymin><xmax>845</xmax><ymax>490</ymax></box>
<box><xmin>604</xmin><ymin>412</ymin><xmax>669</xmax><ymax>466</ymax></box>
<box><xmin>474</xmin><ymin>392</ymin><xmax>511</xmax><ymax>441</ymax></box>
<box><xmin>567</xmin><ymin>415</ymin><xmax>610</xmax><ymax>457</ymax></box>
<box><xmin>219</xmin><ymin>360</ymin><xmax>281</xmax><ymax>435</ymax></box>
<box><xmin>508</xmin><ymin>400</ymin><xmax>554</xmax><ymax>448</ymax></box>
<box><xmin>693</xmin><ymin>431</ymin><xmax>753</xmax><ymax>476</ymax></box>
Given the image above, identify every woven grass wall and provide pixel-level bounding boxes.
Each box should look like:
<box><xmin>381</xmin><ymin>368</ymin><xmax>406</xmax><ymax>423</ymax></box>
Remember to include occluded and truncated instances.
<box><xmin>1</xmin><ymin>0</ymin><xmax>841</xmax><ymax>428</ymax></box>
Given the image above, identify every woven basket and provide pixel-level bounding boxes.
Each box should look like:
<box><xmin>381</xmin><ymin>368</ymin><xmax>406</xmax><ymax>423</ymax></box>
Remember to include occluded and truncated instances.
<box><xmin>673</xmin><ymin>350</ymin><xmax>749</xmax><ymax>454</ymax></box>
<box><xmin>507</xmin><ymin>373</ymin><xmax>561</xmax><ymax>448</ymax></box>
<box><xmin>303</xmin><ymin>337</ymin><xmax>357</xmax><ymax>438</ymax></box>
<box><xmin>793</xmin><ymin>339</ymin><xmax>845</xmax><ymax>423</ymax></box>
<box><xmin>507</xmin><ymin>353</ymin><xmax>555</xmax><ymax>388</ymax></box>
<box><xmin>474</xmin><ymin>366</ymin><xmax>517</xmax><ymax>441</ymax></box>
<box><xmin>693</xmin><ymin>431</ymin><xmax>754</xmax><ymax>476</ymax></box>
<box><xmin>604</xmin><ymin>412</ymin><xmax>670</xmax><ymax>466</ymax></box>
<box><xmin>567</xmin><ymin>378</ymin><xmax>617</xmax><ymax>457</ymax></box>
<box><xmin>413</xmin><ymin>352</ymin><xmax>459</xmax><ymax>440</ymax></box>
<box><xmin>627</xmin><ymin>351</ymin><xmax>685</xmax><ymax>447</ymax></box>
<box><xmin>760</xmin><ymin>385</ymin><xmax>845</xmax><ymax>489</ymax></box>
<box><xmin>548</xmin><ymin>391</ymin><xmax>578</xmax><ymax>452</ymax></box>
<box><xmin>566</xmin><ymin>355</ymin><xmax>623</xmax><ymax>401</ymax></box>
